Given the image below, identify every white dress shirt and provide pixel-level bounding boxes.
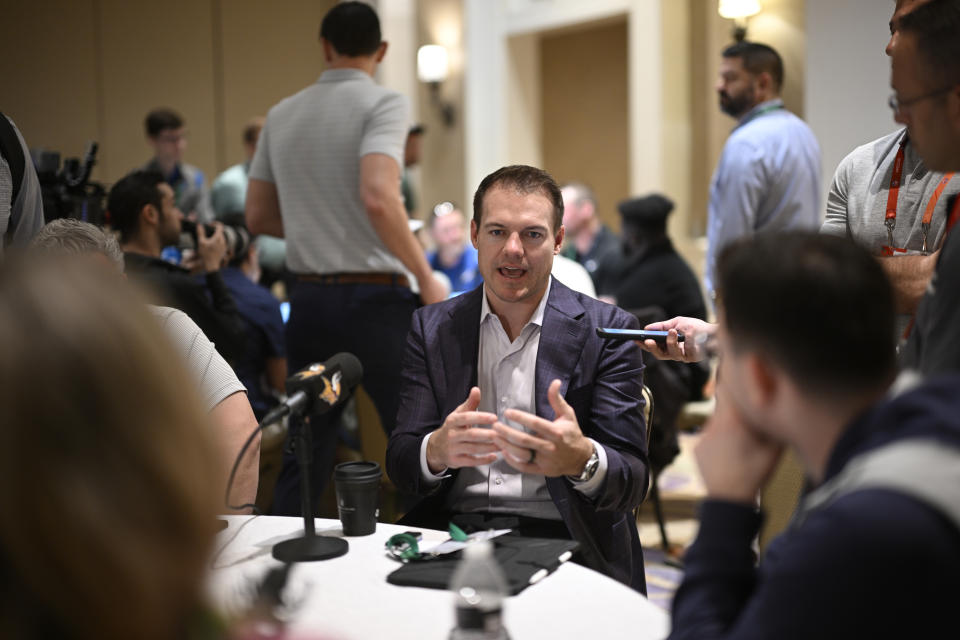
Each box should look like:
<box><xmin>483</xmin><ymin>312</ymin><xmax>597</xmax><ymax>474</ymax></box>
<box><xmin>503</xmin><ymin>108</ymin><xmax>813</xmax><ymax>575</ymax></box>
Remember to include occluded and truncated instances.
<box><xmin>419</xmin><ymin>277</ymin><xmax>608</xmax><ymax>520</ymax></box>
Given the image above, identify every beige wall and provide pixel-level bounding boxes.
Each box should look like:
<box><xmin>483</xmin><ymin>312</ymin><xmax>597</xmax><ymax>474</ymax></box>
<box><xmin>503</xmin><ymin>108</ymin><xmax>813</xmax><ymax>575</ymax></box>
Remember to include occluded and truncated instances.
<box><xmin>1</xmin><ymin>0</ymin><xmax>103</xmax><ymax>179</ymax></box>
<box><xmin>416</xmin><ymin>0</ymin><xmax>466</xmax><ymax>219</ymax></box>
<box><xmin>540</xmin><ymin>18</ymin><xmax>629</xmax><ymax>230</ymax></box>
<box><xmin>0</xmin><ymin>0</ymin><xmax>335</xmax><ymax>187</ymax></box>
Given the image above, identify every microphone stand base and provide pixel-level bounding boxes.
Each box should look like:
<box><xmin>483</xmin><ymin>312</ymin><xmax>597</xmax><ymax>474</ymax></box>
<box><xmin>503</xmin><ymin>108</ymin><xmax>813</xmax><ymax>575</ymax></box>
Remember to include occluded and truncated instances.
<box><xmin>272</xmin><ymin>534</ymin><xmax>349</xmax><ymax>563</ymax></box>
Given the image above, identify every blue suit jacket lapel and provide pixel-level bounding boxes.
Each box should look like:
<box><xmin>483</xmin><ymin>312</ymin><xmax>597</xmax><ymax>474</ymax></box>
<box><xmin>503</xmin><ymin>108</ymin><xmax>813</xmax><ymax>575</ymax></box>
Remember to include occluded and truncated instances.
<box><xmin>441</xmin><ymin>287</ymin><xmax>483</xmax><ymax>411</ymax></box>
<box><xmin>535</xmin><ymin>280</ymin><xmax>588</xmax><ymax>419</ymax></box>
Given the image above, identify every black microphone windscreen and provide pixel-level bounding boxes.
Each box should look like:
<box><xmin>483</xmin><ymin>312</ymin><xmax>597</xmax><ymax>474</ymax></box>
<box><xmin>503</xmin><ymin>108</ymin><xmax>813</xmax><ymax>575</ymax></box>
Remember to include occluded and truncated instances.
<box><xmin>327</xmin><ymin>352</ymin><xmax>363</xmax><ymax>389</ymax></box>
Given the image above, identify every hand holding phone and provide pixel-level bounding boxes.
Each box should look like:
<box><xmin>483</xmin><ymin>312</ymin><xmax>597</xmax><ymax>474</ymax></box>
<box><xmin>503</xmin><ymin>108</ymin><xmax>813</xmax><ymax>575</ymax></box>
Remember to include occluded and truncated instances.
<box><xmin>595</xmin><ymin>327</ymin><xmax>685</xmax><ymax>344</ymax></box>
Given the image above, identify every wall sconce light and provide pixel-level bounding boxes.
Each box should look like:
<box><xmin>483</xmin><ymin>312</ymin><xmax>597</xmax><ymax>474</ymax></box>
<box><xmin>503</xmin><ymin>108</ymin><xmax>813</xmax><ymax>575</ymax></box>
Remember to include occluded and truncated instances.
<box><xmin>718</xmin><ymin>0</ymin><xmax>761</xmax><ymax>42</ymax></box>
<box><xmin>417</xmin><ymin>44</ymin><xmax>455</xmax><ymax>127</ymax></box>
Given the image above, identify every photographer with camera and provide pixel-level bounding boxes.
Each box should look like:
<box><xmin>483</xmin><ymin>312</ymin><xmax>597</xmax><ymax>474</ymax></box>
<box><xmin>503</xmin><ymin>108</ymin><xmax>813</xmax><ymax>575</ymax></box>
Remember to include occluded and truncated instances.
<box><xmin>110</xmin><ymin>169</ymin><xmax>245</xmax><ymax>364</ymax></box>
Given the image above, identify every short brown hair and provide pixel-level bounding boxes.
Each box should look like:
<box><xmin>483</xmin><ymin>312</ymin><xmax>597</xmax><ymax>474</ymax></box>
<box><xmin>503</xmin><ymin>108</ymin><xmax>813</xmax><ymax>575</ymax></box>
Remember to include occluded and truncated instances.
<box><xmin>472</xmin><ymin>165</ymin><xmax>564</xmax><ymax>232</ymax></box>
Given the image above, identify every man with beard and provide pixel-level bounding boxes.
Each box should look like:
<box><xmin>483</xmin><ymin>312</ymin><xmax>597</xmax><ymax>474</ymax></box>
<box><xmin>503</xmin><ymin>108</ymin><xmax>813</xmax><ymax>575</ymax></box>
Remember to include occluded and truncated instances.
<box><xmin>111</xmin><ymin>169</ymin><xmax>246</xmax><ymax>364</ymax></box>
<box><xmin>705</xmin><ymin>42</ymin><xmax>821</xmax><ymax>305</ymax></box>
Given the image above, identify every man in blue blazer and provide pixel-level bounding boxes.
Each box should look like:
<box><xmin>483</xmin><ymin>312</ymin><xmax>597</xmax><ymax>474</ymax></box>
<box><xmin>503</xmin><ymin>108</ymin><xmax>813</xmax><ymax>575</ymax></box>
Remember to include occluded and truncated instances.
<box><xmin>386</xmin><ymin>165</ymin><xmax>649</xmax><ymax>593</ymax></box>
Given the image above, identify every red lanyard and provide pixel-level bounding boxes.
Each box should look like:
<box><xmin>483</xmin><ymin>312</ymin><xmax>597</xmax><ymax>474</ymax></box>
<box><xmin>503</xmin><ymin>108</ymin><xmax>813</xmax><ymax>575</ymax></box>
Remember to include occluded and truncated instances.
<box><xmin>884</xmin><ymin>139</ymin><xmax>955</xmax><ymax>253</ymax></box>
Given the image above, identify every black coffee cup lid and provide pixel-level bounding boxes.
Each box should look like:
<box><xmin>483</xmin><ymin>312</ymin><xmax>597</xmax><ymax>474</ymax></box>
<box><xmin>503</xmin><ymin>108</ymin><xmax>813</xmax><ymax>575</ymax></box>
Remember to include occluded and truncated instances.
<box><xmin>335</xmin><ymin>461</ymin><xmax>381</xmax><ymax>482</ymax></box>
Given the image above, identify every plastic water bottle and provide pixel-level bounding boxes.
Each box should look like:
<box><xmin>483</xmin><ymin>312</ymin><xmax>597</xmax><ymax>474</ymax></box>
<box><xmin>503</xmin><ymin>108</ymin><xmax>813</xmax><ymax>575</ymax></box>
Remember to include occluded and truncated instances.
<box><xmin>449</xmin><ymin>540</ymin><xmax>510</xmax><ymax>640</ymax></box>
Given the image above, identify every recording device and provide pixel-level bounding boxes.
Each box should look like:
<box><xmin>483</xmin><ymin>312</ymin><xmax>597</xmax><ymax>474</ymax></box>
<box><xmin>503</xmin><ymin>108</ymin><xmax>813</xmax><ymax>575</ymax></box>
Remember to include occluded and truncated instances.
<box><xmin>595</xmin><ymin>327</ymin><xmax>685</xmax><ymax>344</ymax></box>
<box><xmin>179</xmin><ymin>219</ymin><xmax>252</xmax><ymax>259</ymax></box>
<box><xmin>31</xmin><ymin>142</ymin><xmax>106</xmax><ymax>225</ymax></box>
<box><xmin>269</xmin><ymin>352</ymin><xmax>364</xmax><ymax>421</ymax></box>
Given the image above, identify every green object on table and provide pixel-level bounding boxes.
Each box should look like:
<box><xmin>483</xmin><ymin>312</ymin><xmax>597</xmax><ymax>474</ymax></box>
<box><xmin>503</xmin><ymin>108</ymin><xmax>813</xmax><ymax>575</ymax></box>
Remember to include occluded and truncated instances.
<box><xmin>448</xmin><ymin>522</ymin><xmax>468</xmax><ymax>541</ymax></box>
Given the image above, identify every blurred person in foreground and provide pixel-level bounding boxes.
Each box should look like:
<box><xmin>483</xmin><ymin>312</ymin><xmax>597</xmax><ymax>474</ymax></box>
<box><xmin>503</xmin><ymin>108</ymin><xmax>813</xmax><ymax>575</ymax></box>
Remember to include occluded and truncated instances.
<box><xmin>667</xmin><ymin>232</ymin><xmax>960</xmax><ymax>639</ymax></box>
<box><xmin>31</xmin><ymin>218</ymin><xmax>260</xmax><ymax>511</ymax></box>
<box><xmin>892</xmin><ymin>0</ymin><xmax>960</xmax><ymax>376</ymax></box>
<box><xmin>0</xmin><ymin>257</ymin><xmax>221</xmax><ymax>639</ymax></box>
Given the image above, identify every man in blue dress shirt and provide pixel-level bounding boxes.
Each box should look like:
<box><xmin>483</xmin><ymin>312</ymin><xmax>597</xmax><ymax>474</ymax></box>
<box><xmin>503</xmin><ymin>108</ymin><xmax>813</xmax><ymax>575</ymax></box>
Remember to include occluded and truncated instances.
<box><xmin>705</xmin><ymin>42</ymin><xmax>821</xmax><ymax>305</ymax></box>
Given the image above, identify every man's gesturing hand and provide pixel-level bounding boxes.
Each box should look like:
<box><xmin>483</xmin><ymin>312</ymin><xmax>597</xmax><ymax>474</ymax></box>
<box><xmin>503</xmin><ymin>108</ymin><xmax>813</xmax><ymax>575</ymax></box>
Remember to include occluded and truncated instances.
<box><xmin>425</xmin><ymin>386</ymin><xmax>499</xmax><ymax>474</ymax></box>
<box><xmin>491</xmin><ymin>379</ymin><xmax>593</xmax><ymax>478</ymax></box>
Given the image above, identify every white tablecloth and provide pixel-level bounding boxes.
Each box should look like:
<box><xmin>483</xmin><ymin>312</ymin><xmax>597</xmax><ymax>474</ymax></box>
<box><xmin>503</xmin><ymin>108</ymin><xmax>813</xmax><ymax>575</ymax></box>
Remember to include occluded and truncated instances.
<box><xmin>209</xmin><ymin>515</ymin><xmax>670</xmax><ymax>640</ymax></box>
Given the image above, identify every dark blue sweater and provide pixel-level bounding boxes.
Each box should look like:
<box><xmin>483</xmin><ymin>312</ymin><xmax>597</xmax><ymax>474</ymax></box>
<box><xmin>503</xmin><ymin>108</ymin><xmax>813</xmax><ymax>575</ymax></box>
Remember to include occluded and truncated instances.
<box><xmin>669</xmin><ymin>375</ymin><xmax>960</xmax><ymax>639</ymax></box>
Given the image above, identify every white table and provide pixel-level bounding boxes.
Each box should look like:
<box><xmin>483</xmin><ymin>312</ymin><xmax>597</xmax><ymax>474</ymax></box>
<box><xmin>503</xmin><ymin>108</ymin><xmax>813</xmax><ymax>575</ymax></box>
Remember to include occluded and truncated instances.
<box><xmin>209</xmin><ymin>516</ymin><xmax>670</xmax><ymax>640</ymax></box>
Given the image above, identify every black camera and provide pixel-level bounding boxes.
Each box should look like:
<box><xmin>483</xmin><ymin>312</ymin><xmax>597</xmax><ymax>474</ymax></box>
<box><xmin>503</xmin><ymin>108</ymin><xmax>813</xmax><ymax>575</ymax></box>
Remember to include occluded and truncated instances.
<box><xmin>31</xmin><ymin>142</ymin><xmax>106</xmax><ymax>225</ymax></box>
<box><xmin>179</xmin><ymin>219</ymin><xmax>252</xmax><ymax>260</ymax></box>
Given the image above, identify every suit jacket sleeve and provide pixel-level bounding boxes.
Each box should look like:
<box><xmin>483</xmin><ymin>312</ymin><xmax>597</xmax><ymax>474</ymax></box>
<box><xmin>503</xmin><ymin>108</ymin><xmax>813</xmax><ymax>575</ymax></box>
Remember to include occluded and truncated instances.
<box><xmin>386</xmin><ymin>306</ymin><xmax>447</xmax><ymax>495</ymax></box>
<box><xmin>579</xmin><ymin>307</ymin><xmax>649</xmax><ymax>513</ymax></box>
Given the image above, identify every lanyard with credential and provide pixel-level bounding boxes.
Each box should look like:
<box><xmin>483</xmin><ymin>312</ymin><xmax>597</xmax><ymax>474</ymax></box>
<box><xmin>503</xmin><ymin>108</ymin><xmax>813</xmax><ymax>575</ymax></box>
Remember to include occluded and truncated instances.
<box><xmin>884</xmin><ymin>139</ymin><xmax>955</xmax><ymax>254</ymax></box>
<box><xmin>904</xmin><ymin>195</ymin><xmax>960</xmax><ymax>341</ymax></box>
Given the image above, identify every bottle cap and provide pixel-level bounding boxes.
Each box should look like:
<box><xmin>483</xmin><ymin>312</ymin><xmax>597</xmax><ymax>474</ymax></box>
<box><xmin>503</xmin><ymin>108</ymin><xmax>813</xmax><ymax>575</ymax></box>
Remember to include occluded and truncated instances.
<box><xmin>463</xmin><ymin>539</ymin><xmax>493</xmax><ymax>560</ymax></box>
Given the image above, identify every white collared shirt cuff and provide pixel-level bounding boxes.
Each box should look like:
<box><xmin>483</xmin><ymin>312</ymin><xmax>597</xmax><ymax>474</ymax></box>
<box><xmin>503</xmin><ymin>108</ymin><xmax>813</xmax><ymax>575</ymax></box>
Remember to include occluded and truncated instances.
<box><xmin>570</xmin><ymin>438</ymin><xmax>608</xmax><ymax>499</ymax></box>
<box><xmin>419</xmin><ymin>431</ymin><xmax>449</xmax><ymax>485</ymax></box>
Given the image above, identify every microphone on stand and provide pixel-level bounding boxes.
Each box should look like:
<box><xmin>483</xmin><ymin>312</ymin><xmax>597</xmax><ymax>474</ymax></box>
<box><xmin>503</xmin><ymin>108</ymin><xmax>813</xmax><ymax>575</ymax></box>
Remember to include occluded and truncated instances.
<box><xmin>263</xmin><ymin>352</ymin><xmax>364</xmax><ymax>424</ymax></box>
<box><xmin>269</xmin><ymin>353</ymin><xmax>364</xmax><ymax>563</ymax></box>
<box><xmin>223</xmin><ymin>354</ymin><xmax>363</xmax><ymax>531</ymax></box>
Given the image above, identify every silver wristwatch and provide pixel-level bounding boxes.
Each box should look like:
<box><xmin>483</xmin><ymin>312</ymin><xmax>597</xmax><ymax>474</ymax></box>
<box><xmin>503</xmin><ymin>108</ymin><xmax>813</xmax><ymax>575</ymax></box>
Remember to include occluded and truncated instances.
<box><xmin>570</xmin><ymin>444</ymin><xmax>600</xmax><ymax>483</ymax></box>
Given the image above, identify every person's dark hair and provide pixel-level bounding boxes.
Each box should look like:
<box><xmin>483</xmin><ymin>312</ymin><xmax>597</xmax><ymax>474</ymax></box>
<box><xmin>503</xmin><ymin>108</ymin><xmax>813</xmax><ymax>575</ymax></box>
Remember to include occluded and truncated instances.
<box><xmin>107</xmin><ymin>170</ymin><xmax>166</xmax><ymax>243</ymax></box>
<box><xmin>242</xmin><ymin>117</ymin><xmax>264</xmax><ymax>146</ymax></box>
<box><xmin>717</xmin><ymin>232</ymin><xmax>896</xmax><ymax>398</ymax></box>
<box><xmin>472</xmin><ymin>165</ymin><xmax>564</xmax><ymax>232</ymax></box>
<box><xmin>898</xmin><ymin>0</ymin><xmax>960</xmax><ymax>87</ymax></box>
<box><xmin>145</xmin><ymin>108</ymin><xmax>184</xmax><ymax>138</ymax></box>
<box><xmin>319</xmin><ymin>1</ymin><xmax>382</xmax><ymax>57</ymax></box>
<box><xmin>722</xmin><ymin>41</ymin><xmax>784</xmax><ymax>92</ymax></box>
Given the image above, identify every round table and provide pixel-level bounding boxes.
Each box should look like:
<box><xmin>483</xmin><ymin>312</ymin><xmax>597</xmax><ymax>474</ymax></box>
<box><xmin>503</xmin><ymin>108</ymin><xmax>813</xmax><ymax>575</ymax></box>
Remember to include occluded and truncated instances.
<box><xmin>209</xmin><ymin>515</ymin><xmax>670</xmax><ymax>639</ymax></box>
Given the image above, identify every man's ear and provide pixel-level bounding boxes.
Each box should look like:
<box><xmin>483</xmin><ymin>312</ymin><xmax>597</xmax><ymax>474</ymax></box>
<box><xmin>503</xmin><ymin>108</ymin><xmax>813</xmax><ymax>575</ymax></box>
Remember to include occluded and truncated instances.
<box><xmin>375</xmin><ymin>41</ymin><xmax>388</xmax><ymax>63</ymax></box>
<box><xmin>744</xmin><ymin>352</ymin><xmax>779</xmax><ymax>410</ymax></box>
<box><xmin>470</xmin><ymin>219</ymin><xmax>479</xmax><ymax>249</ymax></box>
<box><xmin>755</xmin><ymin>71</ymin><xmax>774</xmax><ymax>98</ymax></box>
<box><xmin>321</xmin><ymin>38</ymin><xmax>335</xmax><ymax>64</ymax></box>
<box><xmin>554</xmin><ymin>224</ymin><xmax>565</xmax><ymax>254</ymax></box>
<box><xmin>141</xmin><ymin>203</ymin><xmax>159</xmax><ymax>228</ymax></box>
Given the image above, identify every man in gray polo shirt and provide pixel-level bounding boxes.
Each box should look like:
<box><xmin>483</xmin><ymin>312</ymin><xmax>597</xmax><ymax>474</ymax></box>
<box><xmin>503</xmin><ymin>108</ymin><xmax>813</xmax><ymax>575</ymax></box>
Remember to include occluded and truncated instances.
<box><xmin>246</xmin><ymin>1</ymin><xmax>444</xmax><ymax>515</ymax></box>
<box><xmin>821</xmin><ymin>0</ymin><xmax>959</xmax><ymax>340</ymax></box>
